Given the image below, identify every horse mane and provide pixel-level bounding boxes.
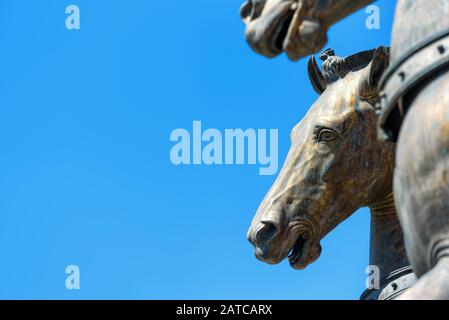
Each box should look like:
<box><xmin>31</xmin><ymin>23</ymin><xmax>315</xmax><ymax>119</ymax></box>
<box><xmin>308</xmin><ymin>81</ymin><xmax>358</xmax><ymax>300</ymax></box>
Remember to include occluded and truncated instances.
<box><xmin>308</xmin><ymin>47</ymin><xmax>390</xmax><ymax>95</ymax></box>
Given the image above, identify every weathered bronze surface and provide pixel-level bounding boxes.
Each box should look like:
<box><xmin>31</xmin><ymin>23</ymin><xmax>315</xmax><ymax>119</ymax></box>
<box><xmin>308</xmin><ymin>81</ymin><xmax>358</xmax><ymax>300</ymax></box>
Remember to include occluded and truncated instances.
<box><xmin>242</xmin><ymin>0</ymin><xmax>449</xmax><ymax>300</ymax></box>
<box><xmin>393</xmin><ymin>69</ymin><xmax>449</xmax><ymax>299</ymax></box>
<box><xmin>246</xmin><ymin>48</ymin><xmax>412</xmax><ymax>299</ymax></box>
<box><xmin>381</xmin><ymin>0</ymin><xmax>449</xmax><ymax>299</ymax></box>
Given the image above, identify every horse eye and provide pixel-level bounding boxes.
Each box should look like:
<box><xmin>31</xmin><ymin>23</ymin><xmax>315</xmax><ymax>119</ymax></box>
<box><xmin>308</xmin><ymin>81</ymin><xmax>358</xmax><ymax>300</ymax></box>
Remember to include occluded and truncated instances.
<box><xmin>317</xmin><ymin>129</ymin><xmax>338</xmax><ymax>143</ymax></box>
<box><xmin>240</xmin><ymin>1</ymin><xmax>253</xmax><ymax>23</ymax></box>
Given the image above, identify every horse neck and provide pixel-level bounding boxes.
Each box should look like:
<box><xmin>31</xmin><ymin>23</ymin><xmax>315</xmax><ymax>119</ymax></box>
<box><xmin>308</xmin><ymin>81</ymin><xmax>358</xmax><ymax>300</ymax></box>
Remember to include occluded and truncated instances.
<box><xmin>368</xmin><ymin>193</ymin><xmax>409</xmax><ymax>280</ymax></box>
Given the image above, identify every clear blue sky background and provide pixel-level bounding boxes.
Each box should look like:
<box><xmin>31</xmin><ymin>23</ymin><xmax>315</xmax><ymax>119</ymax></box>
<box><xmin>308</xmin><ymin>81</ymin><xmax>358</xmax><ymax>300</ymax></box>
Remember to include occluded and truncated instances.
<box><xmin>0</xmin><ymin>0</ymin><xmax>396</xmax><ymax>299</ymax></box>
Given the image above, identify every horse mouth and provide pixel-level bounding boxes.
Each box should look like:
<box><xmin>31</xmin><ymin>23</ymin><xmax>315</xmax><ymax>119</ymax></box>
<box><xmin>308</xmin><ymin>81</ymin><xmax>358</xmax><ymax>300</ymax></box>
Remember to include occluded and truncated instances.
<box><xmin>288</xmin><ymin>232</ymin><xmax>309</xmax><ymax>266</ymax></box>
<box><xmin>246</xmin><ymin>2</ymin><xmax>296</xmax><ymax>57</ymax></box>
<box><xmin>271</xmin><ymin>10</ymin><xmax>295</xmax><ymax>53</ymax></box>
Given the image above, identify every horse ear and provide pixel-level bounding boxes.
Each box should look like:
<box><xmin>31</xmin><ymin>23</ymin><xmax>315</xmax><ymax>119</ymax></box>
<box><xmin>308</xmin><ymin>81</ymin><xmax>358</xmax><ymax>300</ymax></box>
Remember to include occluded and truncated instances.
<box><xmin>368</xmin><ymin>46</ymin><xmax>390</xmax><ymax>88</ymax></box>
<box><xmin>308</xmin><ymin>55</ymin><xmax>327</xmax><ymax>95</ymax></box>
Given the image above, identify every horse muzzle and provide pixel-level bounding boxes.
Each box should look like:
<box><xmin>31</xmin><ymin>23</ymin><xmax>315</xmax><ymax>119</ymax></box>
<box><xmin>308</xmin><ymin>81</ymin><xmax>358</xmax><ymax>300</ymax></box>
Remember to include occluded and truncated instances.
<box><xmin>248</xmin><ymin>220</ymin><xmax>285</xmax><ymax>264</ymax></box>
<box><xmin>243</xmin><ymin>1</ymin><xmax>295</xmax><ymax>58</ymax></box>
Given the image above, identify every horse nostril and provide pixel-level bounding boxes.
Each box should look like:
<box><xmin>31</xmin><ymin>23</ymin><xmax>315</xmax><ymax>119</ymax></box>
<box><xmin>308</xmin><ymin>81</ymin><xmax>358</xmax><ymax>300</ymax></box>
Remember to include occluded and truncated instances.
<box><xmin>255</xmin><ymin>221</ymin><xmax>278</xmax><ymax>246</ymax></box>
<box><xmin>240</xmin><ymin>1</ymin><xmax>253</xmax><ymax>23</ymax></box>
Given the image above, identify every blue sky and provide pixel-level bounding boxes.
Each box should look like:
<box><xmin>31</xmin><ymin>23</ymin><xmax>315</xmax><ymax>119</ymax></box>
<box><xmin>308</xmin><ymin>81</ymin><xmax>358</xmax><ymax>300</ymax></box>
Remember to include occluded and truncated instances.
<box><xmin>0</xmin><ymin>0</ymin><xmax>396</xmax><ymax>299</ymax></box>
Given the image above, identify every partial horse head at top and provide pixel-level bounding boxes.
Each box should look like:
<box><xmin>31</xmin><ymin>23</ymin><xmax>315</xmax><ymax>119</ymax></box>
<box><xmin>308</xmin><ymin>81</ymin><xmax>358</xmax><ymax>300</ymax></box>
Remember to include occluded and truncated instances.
<box><xmin>240</xmin><ymin>0</ymin><xmax>376</xmax><ymax>61</ymax></box>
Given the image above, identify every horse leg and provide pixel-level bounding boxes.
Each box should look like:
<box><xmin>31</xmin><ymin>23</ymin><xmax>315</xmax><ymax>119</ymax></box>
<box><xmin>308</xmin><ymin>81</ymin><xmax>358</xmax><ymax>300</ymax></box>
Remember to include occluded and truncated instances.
<box><xmin>394</xmin><ymin>68</ymin><xmax>449</xmax><ymax>299</ymax></box>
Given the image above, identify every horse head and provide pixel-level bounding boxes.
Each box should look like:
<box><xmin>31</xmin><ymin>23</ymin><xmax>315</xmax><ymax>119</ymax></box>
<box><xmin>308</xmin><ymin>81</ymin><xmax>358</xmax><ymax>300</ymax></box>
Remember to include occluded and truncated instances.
<box><xmin>240</xmin><ymin>0</ymin><xmax>375</xmax><ymax>61</ymax></box>
<box><xmin>247</xmin><ymin>46</ymin><xmax>394</xmax><ymax>270</ymax></box>
<box><xmin>240</xmin><ymin>0</ymin><xmax>325</xmax><ymax>60</ymax></box>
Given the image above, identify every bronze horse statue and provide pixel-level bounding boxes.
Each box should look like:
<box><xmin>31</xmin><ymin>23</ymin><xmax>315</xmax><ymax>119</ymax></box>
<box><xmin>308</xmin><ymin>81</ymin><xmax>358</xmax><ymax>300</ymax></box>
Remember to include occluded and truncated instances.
<box><xmin>242</xmin><ymin>0</ymin><xmax>449</xmax><ymax>299</ymax></box>
<box><xmin>247</xmin><ymin>47</ymin><xmax>413</xmax><ymax>299</ymax></box>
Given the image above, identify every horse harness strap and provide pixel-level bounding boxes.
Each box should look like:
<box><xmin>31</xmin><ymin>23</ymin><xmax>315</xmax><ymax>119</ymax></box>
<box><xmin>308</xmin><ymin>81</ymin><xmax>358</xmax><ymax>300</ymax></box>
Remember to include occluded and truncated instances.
<box><xmin>360</xmin><ymin>266</ymin><xmax>416</xmax><ymax>300</ymax></box>
<box><xmin>378</xmin><ymin>27</ymin><xmax>449</xmax><ymax>142</ymax></box>
<box><xmin>378</xmin><ymin>267</ymin><xmax>417</xmax><ymax>300</ymax></box>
